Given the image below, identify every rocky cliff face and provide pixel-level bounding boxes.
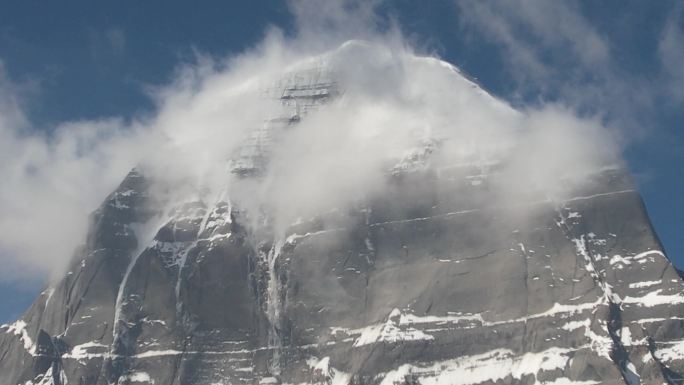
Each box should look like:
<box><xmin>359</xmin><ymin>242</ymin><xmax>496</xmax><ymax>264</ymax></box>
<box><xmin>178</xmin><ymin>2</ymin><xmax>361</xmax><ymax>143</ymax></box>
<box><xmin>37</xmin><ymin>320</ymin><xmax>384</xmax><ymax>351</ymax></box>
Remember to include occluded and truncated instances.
<box><xmin>2</xmin><ymin>53</ymin><xmax>684</xmax><ymax>385</ymax></box>
<box><xmin>2</xmin><ymin>162</ymin><xmax>684</xmax><ymax>385</ymax></box>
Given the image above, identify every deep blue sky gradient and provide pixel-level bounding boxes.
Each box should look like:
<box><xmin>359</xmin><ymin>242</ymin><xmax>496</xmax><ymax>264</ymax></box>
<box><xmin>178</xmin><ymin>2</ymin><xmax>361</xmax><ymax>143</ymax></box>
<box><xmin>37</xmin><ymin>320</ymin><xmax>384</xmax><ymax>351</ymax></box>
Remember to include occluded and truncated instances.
<box><xmin>0</xmin><ymin>1</ymin><xmax>682</xmax><ymax>323</ymax></box>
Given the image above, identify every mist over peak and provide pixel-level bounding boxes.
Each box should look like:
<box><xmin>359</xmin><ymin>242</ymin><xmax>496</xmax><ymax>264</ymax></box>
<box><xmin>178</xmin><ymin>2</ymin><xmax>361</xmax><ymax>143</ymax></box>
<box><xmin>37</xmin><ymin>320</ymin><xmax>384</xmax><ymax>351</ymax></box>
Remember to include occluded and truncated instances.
<box><xmin>136</xmin><ymin>39</ymin><xmax>619</xmax><ymax>236</ymax></box>
<box><xmin>0</xmin><ymin>31</ymin><xmax>619</xmax><ymax>282</ymax></box>
<box><xmin>4</xmin><ymin>3</ymin><xmax>684</xmax><ymax>385</ymax></box>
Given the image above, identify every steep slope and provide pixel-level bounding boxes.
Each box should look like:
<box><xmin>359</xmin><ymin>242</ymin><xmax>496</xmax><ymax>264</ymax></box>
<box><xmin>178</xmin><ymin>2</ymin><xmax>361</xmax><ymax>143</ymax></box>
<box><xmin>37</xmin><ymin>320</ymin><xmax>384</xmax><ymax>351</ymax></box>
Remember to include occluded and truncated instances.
<box><xmin>3</xmin><ymin>162</ymin><xmax>684</xmax><ymax>385</ymax></box>
<box><xmin>2</xmin><ymin>44</ymin><xmax>684</xmax><ymax>385</ymax></box>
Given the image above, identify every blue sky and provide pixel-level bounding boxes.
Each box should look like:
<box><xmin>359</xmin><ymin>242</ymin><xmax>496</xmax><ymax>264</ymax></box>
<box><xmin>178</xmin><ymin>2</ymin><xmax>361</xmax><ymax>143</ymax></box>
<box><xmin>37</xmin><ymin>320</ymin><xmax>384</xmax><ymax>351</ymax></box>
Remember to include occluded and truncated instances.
<box><xmin>0</xmin><ymin>0</ymin><xmax>682</xmax><ymax>323</ymax></box>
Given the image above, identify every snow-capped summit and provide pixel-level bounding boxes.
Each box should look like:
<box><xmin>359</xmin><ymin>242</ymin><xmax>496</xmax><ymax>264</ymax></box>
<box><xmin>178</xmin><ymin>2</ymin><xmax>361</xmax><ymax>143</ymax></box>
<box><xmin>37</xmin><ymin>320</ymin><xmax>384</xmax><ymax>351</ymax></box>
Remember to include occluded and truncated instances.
<box><xmin>1</xmin><ymin>43</ymin><xmax>683</xmax><ymax>385</ymax></box>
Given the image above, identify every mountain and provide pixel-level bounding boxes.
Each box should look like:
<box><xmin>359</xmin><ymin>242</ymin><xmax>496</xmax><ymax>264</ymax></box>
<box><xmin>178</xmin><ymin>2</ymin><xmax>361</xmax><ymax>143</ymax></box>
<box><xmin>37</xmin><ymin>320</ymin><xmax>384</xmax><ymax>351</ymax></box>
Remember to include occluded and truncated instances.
<box><xmin>2</xmin><ymin>45</ymin><xmax>684</xmax><ymax>385</ymax></box>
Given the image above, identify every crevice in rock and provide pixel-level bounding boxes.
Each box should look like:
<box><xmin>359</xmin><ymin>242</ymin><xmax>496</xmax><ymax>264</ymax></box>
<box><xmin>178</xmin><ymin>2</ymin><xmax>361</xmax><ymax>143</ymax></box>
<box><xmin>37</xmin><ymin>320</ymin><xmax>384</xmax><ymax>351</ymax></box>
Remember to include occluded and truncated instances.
<box><xmin>605</xmin><ymin>302</ymin><xmax>640</xmax><ymax>385</ymax></box>
<box><xmin>555</xmin><ymin>205</ymin><xmax>641</xmax><ymax>384</ymax></box>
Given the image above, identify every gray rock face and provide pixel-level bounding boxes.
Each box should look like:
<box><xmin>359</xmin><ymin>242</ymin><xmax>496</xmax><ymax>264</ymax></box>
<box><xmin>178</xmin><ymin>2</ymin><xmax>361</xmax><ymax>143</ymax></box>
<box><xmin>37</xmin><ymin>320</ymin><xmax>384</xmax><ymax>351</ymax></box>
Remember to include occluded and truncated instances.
<box><xmin>2</xmin><ymin>163</ymin><xmax>684</xmax><ymax>385</ymax></box>
<box><xmin>1</xmin><ymin>63</ymin><xmax>683</xmax><ymax>385</ymax></box>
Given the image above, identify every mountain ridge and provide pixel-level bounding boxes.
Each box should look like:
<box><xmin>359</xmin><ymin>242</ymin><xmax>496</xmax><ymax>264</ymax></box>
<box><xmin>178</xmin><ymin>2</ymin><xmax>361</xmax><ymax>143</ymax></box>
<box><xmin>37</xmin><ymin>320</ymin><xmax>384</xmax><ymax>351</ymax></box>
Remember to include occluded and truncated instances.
<box><xmin>2</xmin><ymin>43</ymin><xmax>683</xmax><ymax>385</ymax></box>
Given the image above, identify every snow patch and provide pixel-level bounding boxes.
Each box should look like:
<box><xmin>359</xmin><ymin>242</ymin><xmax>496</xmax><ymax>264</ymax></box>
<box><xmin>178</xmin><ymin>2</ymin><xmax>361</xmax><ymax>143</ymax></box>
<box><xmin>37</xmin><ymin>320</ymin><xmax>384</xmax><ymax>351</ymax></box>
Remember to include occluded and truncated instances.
<box><xmin>654</xmin><ymin>339</ymin><xmax>684</xmax><ymax>363</ymax></box>
<box><xmin>609</xmin><ymin>255</ymin><xmax>631</xmax><ymax>266</ymax></box>
<box><xmin>379</xmin><ymin>347</ymin><xmax>574</xmax><ymax>385</ymax></box>
<box><xmin>353</xmin><ymin>309</ymin><xmax>434</xmax><ymax>347</ymax></box>
<box><xmin>306</xmin><ymin>356</ymin><xmax>351</xmax><ymax>385</ymax></box>
<box><xmin>623</xmin><ymin>289</ymin><xmax>684</xmax><ymax>308</ymax></box>
<box><xmin>67</xmin><ymin>341</ymin><xmax>108</xmax><ymax>360</ymax></box>
<box><xmin>1</xmin><ymin>320</ymin><xmax>36</xmax><ymax>355</ymax></box>
<box><xmin>628</xmin><ymin>280</ymin><xmax>661</xmax><ymax>289</ymax></box>
<box><xmin>119</xmin><ymin>372</ymin><xmax>154</xmax><ymax>384</ymax></box>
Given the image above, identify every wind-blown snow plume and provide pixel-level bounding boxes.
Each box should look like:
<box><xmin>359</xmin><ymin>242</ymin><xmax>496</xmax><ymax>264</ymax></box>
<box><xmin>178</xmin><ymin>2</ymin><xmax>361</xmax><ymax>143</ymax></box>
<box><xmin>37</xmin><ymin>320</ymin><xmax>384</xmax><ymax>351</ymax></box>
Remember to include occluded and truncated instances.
<box><xmin>0</xmin><ymin>1</ymin><xmax>620</xmax><ymax>282</ymax></box>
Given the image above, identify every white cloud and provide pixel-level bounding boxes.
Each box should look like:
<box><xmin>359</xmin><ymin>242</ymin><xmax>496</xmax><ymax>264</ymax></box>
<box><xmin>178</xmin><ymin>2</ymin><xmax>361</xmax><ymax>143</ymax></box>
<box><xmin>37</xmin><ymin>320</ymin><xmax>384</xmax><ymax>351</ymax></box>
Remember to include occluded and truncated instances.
<box><xmin>106</xmin><ymin>28</ymin><xmax>126</xmax><ymax>54</ymax></box>
<box><xmin>0</xmin><ymin>110</ymin><xmax>145</xmax><ymax>281</ymax></box>
<box><xmin>457</xmin><ymin>0</ymin><xmax>610</xmax><ymax>92</ymax></box>
<box><xmin>0</xmin><ymin>1</ymin><xmax>621</xmax><ymax>283</ymax></box>
<box><xmin>454</xmin><ymin>0</ymin><xmax>666</xmax><ymax>137</ymax></box>
<box><xmin>659</xmin><ymin>7</ymin><xmax>684</xmax><ymax>102</ymax></box>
